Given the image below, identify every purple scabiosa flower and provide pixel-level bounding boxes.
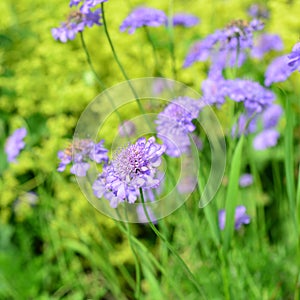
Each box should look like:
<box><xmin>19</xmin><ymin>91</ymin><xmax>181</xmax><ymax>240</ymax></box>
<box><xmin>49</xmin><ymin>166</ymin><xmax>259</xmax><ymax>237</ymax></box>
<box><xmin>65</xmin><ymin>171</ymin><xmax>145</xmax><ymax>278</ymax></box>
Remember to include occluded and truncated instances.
<box><xmin>155</xmin><ymin>97</ymin><xmax>202</xmax><ymax>157</ymax></box>
<box><xmin>118</xmin><ymin>121</ymin><xmax>136</xmax><ymax>137</ymax></box>
<box><xmin>251</xmin><ymin>34</ymin><xmax>283</xmax><ymax>59</ymax></box>
<box><xmin>152</xmin><ymin>79</ymin><xmax>174</xmax><ymax>96</ymax></box>
<box><xmin>183</xmin><ymin>32</ymin><xmax>221</xmax><ymax>67</ymax></box>
<box><xmin>225</xmin><ymin>79</ymin><xmax>275</xmax><ymax>115</ymax></box>
<box><xmin>183</xmin><ymin>19</ymin><xmax>263</xmax><ymax>68</ymax></box>
<box><xmin>5</xmin><ymin>128</ymin><xmax>27</xmax><ymax>163</ymax></box>
<box><xmin>70</xmin><ymin>0</ymin><xmax>107</xmax><ymax>14</ymax></box>
<box><xmin>57</xmin><ymin>139</ymin><xmax>108</xmax><ymax>176</ymax></box>
<box><xmin>219</xmin><ymin>205</ymin><xmax>250</xmax><ymax>230</ymax></box>
<box><xmin>52</xmin><ymin>8</ymin><xmax>102</xmax><ymax>43</ymax></box>
<box><xmin>239</xmin><ymin>174</ymin><xmax>254</xmax><ymax>187</ymax></box>
<box><xmin>247</xmin><ymin>4</ymin><xmax>269</xmax><ymax>19</ymax></box>
<box><xmin>262</xmin><ymin>104</ymin><xmax>283</xmax><ymax>129</ymax></box>
<box><xmin>171</xmin><ymin>13</ymin><xmax>200</xmax><ymax>27</ymax></box>
<box><xmin>93</xmin><ymin>137</ymin><xmax>165</xmax><ymax>208</ymax></box>
<box><xmin>264</xmin><ymin>55</ymin><xmax>293</xmax><ymax>86</ymax></box>
<box><xmin>253</xmin><ymin>129</ymin><xmax>280</xmax><ymax>150</ymax></box>
<box><xmin>210</xmin><ymin>48</ymin><xmax>247</xmax><ymax>72</ymax></box>
<box><xmin>120</xmin><ymin>6</ymin><xmax>167</xmax><ymax>34</ymax></box>
<box><xmin>288</xmin><ymin>42</ymin><xmax>300</xmax><ymax>72</ymax></box>
<box><xmin>201</xmin><ymin>74</ymin><xmax>227</xmax><ymax>106</ymax></box>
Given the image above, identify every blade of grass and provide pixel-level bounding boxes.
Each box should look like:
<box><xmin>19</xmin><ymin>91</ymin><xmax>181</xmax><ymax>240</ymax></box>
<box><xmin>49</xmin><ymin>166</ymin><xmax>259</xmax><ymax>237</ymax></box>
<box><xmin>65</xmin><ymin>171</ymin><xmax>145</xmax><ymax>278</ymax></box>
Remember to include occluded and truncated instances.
<box><xmin>223</xmin><ymin>135</ymin><xmax>244</xmax><ymax>251</ymax></box>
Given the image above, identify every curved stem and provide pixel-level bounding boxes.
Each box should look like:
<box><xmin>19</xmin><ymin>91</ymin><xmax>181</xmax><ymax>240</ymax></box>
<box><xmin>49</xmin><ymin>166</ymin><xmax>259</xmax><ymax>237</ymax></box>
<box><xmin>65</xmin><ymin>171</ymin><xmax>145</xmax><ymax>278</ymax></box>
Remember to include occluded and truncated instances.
<box><xmin>114</xmin><ymin>219</ymin><xmax>185</xmax><ymax>299</ymax></box>
<box><xmin>79</xmin><ymin>32</ymin><xmax>131</xmax><ymax>140</ymax></box>
<box><xmin>80</xmin><ymin>32</ymin><xmax>106</xmax><ymax>90</ymax></box>
<box><xmin>101</xmin><ymin>3</ymin><xmax>153</xmax><ymax>131</ymax></box>
<box><xmin>139</xmin><ymin>188</ymin><xmax>206</xmax><ymax>297</ymax></box>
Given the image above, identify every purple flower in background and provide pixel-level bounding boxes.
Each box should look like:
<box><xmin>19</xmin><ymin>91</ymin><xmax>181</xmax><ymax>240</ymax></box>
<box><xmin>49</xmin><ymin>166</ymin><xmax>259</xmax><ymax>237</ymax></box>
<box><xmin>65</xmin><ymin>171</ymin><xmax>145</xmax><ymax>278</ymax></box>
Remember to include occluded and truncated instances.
<box><xmin>183</xmin><ymin>33</ymin><xmax>221</xmax><ymax>67</ymax></box>
<box><xmin>52</xmin><ymin>9</ymin><xmax>102</xmax><ymax>43</ymax></box>
<box><xmin>225</xmin><ymin>79</ymin><xmax>275</xmax><ymax>115</ymax></box>
<box><xmin>288</xmin><ymin>42</ymin><xmax>300</xmax><ymax>72</ymax></box>
<box><xmin>58</xmin><ymin>139</ymin><xmax>108</xmax><ymax>176</ymax></box>
<box><xmin>171</xmin><ymin>13</ymin><xmax>200</xmax><ymax>27</ymax></box>
<box><xmin>5</xmin><ymin>128</ymin><xmax>27</xmax><ymax>162</ymax></box>
<box><xmin>264</xmin><ymin>55</ymin><xmax>293</xmax><ymax>86</ymax></box>
<box><xmin>184</xmin><ymin>19</ymin><xmax>263</xmax><ymax>68</ymax></box>
<box><xmin>70</xmin><ymin>0</ymin><xmax>107</xmax><ymax>13</ymax></box>
<box><xmin>93</xmin><ymin>137</ymin><xmax>165</xmax><ymax>208</ymax></box>
<box><xmin>247</xmin><ymin>4</ymin><xmax>269</xmax><ymax>19</ymax></box>
<box><xmin>119</xmin><ymin>121</ymin><xmax>136</xmax><ymax>137</ymax></box>
<box><xmin>120</xmin><ymin>6</ymin><xmax>167</xmax><ymax>34</ymax></box>
<box><xmin>156</xmin><ymin>97</ymin><xmax>202</xmax><ymax>157</ymax></box>
<box><xmin>219</xmin><ymin>205</ymin><xmax>250</xmax><ymax>230</ymax></box>
<box><xmin>262</xmin><ymin>104</ymin><xmax>283</xmax><ymax>129</ymax></box>
<box><xmin>211</xmin><ymin>48</ymin><xmax>247</xmax><ymax>71</ymax></box>
<box><xmin>251</xmin><ymin>34</ymin><xmax>283</xmax><ymax>59</ymax></box>
<box><xmin>239</xmin><ymin>174</ymin><xmax>253</xmax><ymax>187</ymax></box>
<box><xmin>253</xmin><ymin>129</ymin><xmax>280</xmax><ymax>150</ymax></box>
<box><xmin>201</xmin><ymin>74</ymin><xmax>227</xmax><ymax>106</ymax></box>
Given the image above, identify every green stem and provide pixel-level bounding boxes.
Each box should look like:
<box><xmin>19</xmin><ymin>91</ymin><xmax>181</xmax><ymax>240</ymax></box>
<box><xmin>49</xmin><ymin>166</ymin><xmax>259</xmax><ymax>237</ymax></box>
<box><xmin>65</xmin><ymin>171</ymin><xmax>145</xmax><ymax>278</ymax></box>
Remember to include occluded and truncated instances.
<box><xmin>284</xmin><ymin>97</ymin><xmax>297</xmax><ymax>233</ymax></box>
<box><xmin>124</xmin><ymin>207</ymin><xmax>141</xmax><ymax>299</ymax></box>
<box><xmin>167</xmin><ymin>0</ymin><xmax>177</xmax><ymax>79</ymax></box>
<box><xmin>144</xmin><ymin>27</ymin><xmax>161</xmax><ymax>76</ymax></box>
<box><xmin>113</xmin><ymin>219</ymin><xmax>185</xmax><ymax>299</ymax></box>
<box><xmin>79</xmin><ymin>32</ymin><xmax>131</xmax><ymax>139</ymax></box>
<box><xmin>101</xmin><ymin>3</ymin><xmax>153</xmax><ymax>131</ymax></box>
<box><xmin>139</xmin><ymin>188</ymin><xmax>206</xmax><ymax>297</ymax></box>
<box><xmin>79</xmin><ymin>32</ymin><xmax>106</xmax><ymax>90</ymax></box>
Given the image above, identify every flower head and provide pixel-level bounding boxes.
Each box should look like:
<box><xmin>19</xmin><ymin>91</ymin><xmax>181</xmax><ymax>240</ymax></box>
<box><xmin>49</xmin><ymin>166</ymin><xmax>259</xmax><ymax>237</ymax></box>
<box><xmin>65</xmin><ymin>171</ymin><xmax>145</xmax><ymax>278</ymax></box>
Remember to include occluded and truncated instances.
<box><xmin>70</xmin><ymin>0</ymin><xmax>107</xmax><ymax>13</ymax></box>
<box><xmin>264</xmin><ymin>55</ymin><xmax>293</xmax><ymax>86</ymax></box>
<box><xmin>253</xmin><ymin>129</ymin><xmax>280</xmax><ymax>150</ymax></box>
<box><xmin>120</xmin><ymin>6</ymin><xmax>167</xmax><ymax>34</ymax></box>
<box><xmin>262</xmin><ymin>104</ymin><xmax>283</xmax><ymax>129</ymax></box>
<box><xmin>239</xmin><ymin>174</ymin><xmax>253</xmax><ymax>187</ymax></box>
<box><xmin>224</xmin><ymin>79</ymin><xmax>275</xmax><ymax>115</ymax></box>
<box><xmin>247</xmin><ymin>4</ymin><xmax>269</xmax><ymax>19</ymax></box>
<box><xmin>93</xmin><ymin>137</ymin><xmax>165</xmax><ymax>208</ymax></box>
<box><xmin>184</xmin><ymin>19</ymin><xmax>263</xmax><ymax>68</ymax></box>
<box><xmin>251</xmin><ymin>34</ymin><xmax>283</xmax><ymax>59</ymax></box>
<box><xmin>155</xmin><ymin>97</ymin><xmax>202</xmax><ymax>157</ymax></box>
<box><xmin>219</xmin><ymin>205</ymin><xmax>250</xmax><ymax>230</ymax></box>
<box><xmin>118</xmin><ymin>121</ymin><xmax>136</xmax><ymax>137</ymax></box>
<box><xmin>288</xmin><ymin>42</ymin><xmax>300</xmax><ymax>72</ymax></box>
<box><xmin>5</xmin><ymin>128</ymin><xmax>27</xmax><ymax>162</ymax></box>
<box><xmin>58</xmin><ymin>139</ymin><xmax>108</xmax><ymax>176</ymax></box>
<box><xmin>52</xmin><ymin>8</ymin><xmax>102</xmax><ymax>42</ymax></box>
<box><xmin>171</xmin><ymin>13</ymin><xmax>199</xmax><ymax>27</ymax></box>
<box><xmin>201</xmin><ymin>74</ymin><xmax>227</xmax><ymax>106</ymax></box>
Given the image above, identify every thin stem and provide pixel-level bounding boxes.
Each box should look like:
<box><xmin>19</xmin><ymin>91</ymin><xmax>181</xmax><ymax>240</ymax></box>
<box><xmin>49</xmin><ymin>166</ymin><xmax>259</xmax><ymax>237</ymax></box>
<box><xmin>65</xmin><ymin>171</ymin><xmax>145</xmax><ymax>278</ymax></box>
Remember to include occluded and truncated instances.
<box><xmin>113</xmin><ymin>219</ymin><xmax>185</xmax><ymax>299</ymax></box>
<box><xmin>101</xmin><ymin>3</ymin><xmax>153</xmax><ymax>131</ymax></box>
<box><xmin>144</xmin><ymin>27</ymin><xmax>161</xmax><ymax>76</ymax></box>
<box><xmin>167</xmin><ymin>0</ymin><xmax>177</xmax><ymax>79</ymax></box>
<box><xmin>124</xmin><ymin>207</ymin><xmax>141</xmax><ymax>299</ymax></box>
<box><xmin>79</xmin><ymin>32</ymin><xmax>106</xmax><ymax>90</ymax></box>
<box><xmin>139</xmin><ymin>188</ymin><xmax>206</xmax><ymax>297</ymax></box>
<box><xmin>79</xmin><ymin>32</ymin><xmax>130</xmax><ymax>140</ymax></box>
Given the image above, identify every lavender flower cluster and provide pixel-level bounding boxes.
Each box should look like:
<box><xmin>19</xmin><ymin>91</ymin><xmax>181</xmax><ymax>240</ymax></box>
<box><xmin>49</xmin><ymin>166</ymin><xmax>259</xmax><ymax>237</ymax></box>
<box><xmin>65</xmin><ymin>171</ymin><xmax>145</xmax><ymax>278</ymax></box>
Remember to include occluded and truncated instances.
<box><xmin>52</xmin><ymin>0</ymin><xmax>106</xmax><ymax>42</ymax></box>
